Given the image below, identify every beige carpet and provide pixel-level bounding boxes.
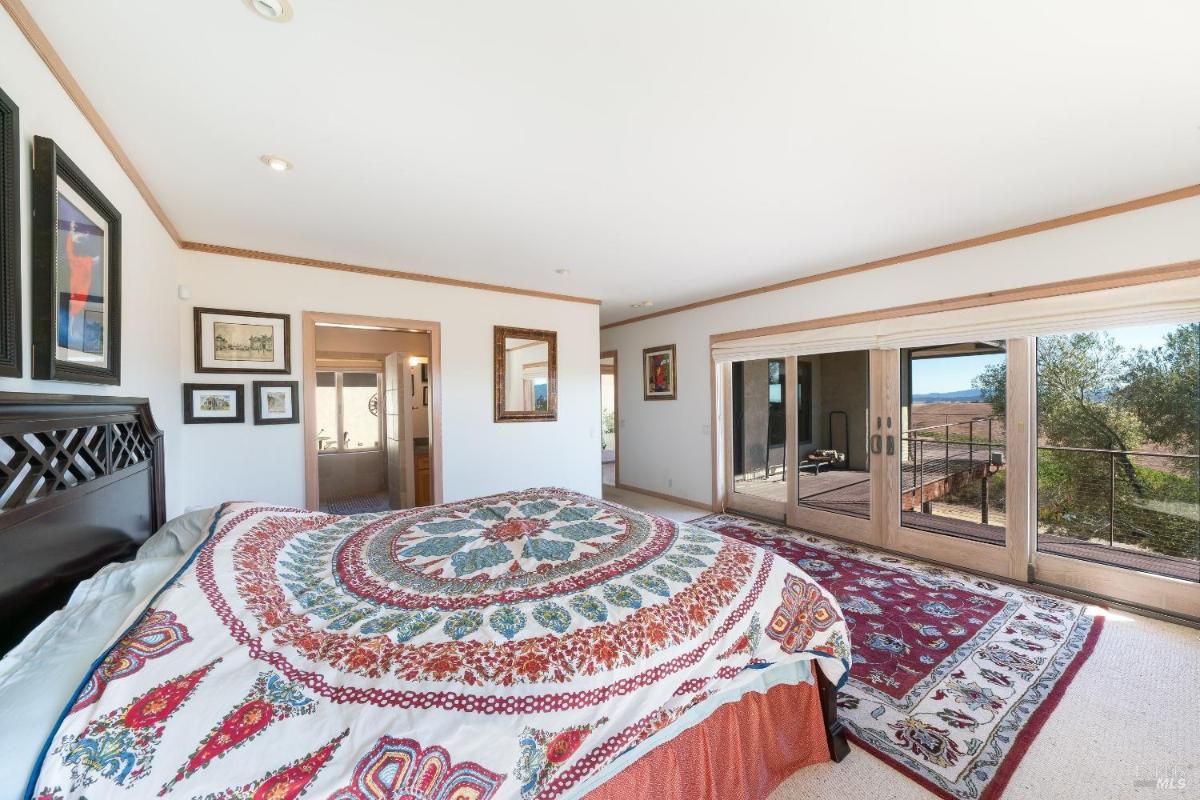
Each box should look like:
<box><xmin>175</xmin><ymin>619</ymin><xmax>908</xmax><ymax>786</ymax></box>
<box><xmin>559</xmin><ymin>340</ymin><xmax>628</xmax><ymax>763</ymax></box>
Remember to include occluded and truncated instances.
<box><xmin>605</xmin><ymin>487</ymin><xmax>1200</xmax><ymax>800</ymax></box>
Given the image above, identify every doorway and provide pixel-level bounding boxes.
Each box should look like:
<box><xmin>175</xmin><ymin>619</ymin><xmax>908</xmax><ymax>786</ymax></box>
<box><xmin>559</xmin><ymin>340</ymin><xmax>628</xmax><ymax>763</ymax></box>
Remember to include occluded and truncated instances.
<box><xmin>601</xmin><ymin>351</ymin><xmax>618</xmax><ymax>487</ymax></box>
<box><xmin>303</xmin><ymin>312</ymin><xmax>442</xmax><ymax>512</ymax></box>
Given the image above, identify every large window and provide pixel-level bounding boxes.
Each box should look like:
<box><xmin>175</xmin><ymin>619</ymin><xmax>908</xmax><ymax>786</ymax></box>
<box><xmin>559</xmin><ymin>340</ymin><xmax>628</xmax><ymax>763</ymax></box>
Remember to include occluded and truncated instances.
<box><xmin>1036</xmin><ymin>323</ymin><xmax>1199</xmax><ymax>582</ymax></box>
<box><xmin>315</xmin><ymin>370</ymin><xmax>383</xmax><ymax>452</ymax></box>
<box><xmin>796</xmin><ymin>360</ymin><xmax>813</xmax><ymax>445</ymax></box>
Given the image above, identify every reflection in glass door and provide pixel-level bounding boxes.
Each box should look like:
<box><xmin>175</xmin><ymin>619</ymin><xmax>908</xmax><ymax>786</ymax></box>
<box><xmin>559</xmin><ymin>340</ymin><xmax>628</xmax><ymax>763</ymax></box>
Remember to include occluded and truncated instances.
<box><xmin>899</xmin><ymin>343</ymin><xmax>1008</xmax><ymax>545</ymax></box>
<box><xmin>729</xmin><ymin>358</ymin><xmax>787</xmax><ymax>519</ymax></box>
<box><xmin>790</xmin><ymin>351</ymin><xmax>875</xmax><ymax>540</ymax></box>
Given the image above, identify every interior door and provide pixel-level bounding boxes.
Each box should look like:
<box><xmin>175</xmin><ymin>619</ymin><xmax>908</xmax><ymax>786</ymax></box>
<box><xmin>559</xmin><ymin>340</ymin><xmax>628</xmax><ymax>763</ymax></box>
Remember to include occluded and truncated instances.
<box><xmin>384</xmin><ymin>352</ymin><xmax>416</xmax><ymax>509</ymax></box>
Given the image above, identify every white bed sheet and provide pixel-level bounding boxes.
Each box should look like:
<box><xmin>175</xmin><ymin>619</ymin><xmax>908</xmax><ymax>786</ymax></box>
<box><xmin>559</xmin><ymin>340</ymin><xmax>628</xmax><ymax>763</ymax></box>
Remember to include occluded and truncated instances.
<box><xmin>0</xmin><ymin>508</ymin><xmax>215</xmax><ymax>798</ymax></box>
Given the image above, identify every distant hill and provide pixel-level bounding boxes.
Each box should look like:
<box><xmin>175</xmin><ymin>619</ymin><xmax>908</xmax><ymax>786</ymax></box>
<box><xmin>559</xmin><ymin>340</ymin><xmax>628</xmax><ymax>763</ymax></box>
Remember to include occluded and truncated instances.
<box><xmin>912</xmin><ymin>389</ymin><xmax>984</xmax><ymax>403</ymax></box>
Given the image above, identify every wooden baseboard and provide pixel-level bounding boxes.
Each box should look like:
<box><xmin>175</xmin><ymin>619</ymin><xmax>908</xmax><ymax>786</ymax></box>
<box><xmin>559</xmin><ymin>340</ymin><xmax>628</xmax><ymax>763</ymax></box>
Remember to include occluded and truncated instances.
<box><xmin>612</xmin><ymin>482</ymin><xmax>716</xmax><ymax>512</ymax></box>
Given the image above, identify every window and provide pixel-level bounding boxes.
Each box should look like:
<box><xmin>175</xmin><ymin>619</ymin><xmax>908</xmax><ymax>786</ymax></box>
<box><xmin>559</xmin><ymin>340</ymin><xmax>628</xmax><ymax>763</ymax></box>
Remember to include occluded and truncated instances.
<box><xmin>315</xmin><ymin>370</ymin><xmax>382</xmax><ymax>452</ymax></box>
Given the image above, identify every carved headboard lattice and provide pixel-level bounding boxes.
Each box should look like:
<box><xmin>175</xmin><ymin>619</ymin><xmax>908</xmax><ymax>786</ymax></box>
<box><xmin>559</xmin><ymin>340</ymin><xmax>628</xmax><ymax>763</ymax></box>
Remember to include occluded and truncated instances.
<box><xmin>0</xmin><ymin>392</ymin><xmax>165</xmax><ymax>652</ymax></box>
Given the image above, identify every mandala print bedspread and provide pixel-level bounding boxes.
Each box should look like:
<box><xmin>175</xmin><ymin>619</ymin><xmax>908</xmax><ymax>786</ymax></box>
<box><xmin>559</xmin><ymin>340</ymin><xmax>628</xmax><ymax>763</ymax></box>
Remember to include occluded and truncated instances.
<box><xmin>31</xmin><ymin>489</ymin><xmax>851</xmax><ymax>800</ymax></box>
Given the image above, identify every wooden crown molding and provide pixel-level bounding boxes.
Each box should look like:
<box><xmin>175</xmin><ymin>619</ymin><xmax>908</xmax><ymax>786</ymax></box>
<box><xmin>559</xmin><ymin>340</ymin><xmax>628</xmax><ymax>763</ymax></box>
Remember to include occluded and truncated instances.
<box><xmin>2</xmin><ymin>0</ymin><xmax>181</xmax><ymax>244</ymax></box>
<box><xmin>181</xmin><ymin>242</ymin><xmax>602</xmax><ymax>305</ymax></box>
<box><xmin>4</xmin><ymin>0</ymin><xmax>601</xmax><ymax>307</ymax></box>
<box><xmin>605</xmin><ymin>183</ymin><xmax>1200</xmax><ymax>331</ymax></box>
<box><xmin>10</xmin><ymin>0</ymin><xmax>1199</xmax><ymax>319</ymax></box>
<box><xmin>709</xmin><ymin>257</ymin><xmax>1200</xmax><ymax>345</ymax></box>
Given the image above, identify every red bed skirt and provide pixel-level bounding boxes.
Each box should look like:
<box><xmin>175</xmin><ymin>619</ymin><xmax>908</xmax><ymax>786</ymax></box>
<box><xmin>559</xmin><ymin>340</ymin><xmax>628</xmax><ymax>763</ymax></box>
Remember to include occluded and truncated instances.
<box><xmin>583</xmin><ymin>678</ymin><xmax>829</xmax><ymax>800</ymax></box>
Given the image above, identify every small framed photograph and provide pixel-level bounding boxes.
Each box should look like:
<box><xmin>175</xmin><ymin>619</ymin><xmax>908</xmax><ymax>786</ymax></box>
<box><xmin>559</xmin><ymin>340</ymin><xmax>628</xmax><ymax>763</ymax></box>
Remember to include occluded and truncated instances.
<box><xmin>422</xmin><ymin>385</ymin><xmax>431</xmax><ymax>406</ymax></box>
<box><xmin>31</xmin><ymin>136</ymin><xmax>122</xmax><ymax>385</ymax></box>
<box><xmin>253</xmin><ymin>380</ymin><xmax>299</xmax><ymax>425</ymax></box>
<box><xmin>643</xmin><ymin>344</ymin><xmax>677</xmax><ymax>401</ymax></box>
<box><xmin>183</xmin><ymin>383</ymin><xmax>244</xmax><ymax>424</ymax></box>
<box><xmin>193</xmin><ymin>307</ymin><xmax>290</xmax><ymax>374</ymax></box>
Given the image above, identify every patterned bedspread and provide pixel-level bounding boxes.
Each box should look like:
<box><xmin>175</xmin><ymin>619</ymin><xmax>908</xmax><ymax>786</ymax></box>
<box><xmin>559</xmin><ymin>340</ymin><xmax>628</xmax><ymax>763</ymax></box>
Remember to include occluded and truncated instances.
<box><xmin>29</xmin><ymin>488</ymin><xmax>850</xmax><ymax>800</ymax></box>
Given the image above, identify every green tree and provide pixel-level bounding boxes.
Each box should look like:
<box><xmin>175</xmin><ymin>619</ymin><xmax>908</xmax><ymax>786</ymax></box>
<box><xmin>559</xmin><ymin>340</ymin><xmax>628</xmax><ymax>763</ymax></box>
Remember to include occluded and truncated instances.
<box><xmin>1120</xmin><ymin>322</ymin><xmax>1199</xmax><ymax>453</ymax></box>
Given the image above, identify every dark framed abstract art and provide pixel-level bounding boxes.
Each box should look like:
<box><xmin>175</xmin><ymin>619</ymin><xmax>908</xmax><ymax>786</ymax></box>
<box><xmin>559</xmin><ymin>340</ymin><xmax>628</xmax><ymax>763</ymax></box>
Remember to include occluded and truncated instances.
<box><xmin>642</xmin><ymin>343</ymin><xmax>677</xmax><ymax>400</ymax></box>
<box><xmin>31</xmin><ymin>136</ymin><xmax>122</xmax><ymax>385</ymax></box>
<box><xmin>0</xmin><ymin>86</ymin><xmax>19</xmax><ymax>378</ymax></box>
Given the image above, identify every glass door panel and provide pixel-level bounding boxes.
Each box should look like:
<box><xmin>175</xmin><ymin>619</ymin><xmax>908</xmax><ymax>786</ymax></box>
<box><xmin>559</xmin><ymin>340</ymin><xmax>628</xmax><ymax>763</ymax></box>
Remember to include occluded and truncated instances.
<box><xmin>1035</xmin><ymin>323</ymin><xmax>1200</xmax><ymax>584</ymax></box>
<box><xmin>788</xmin><ymin>350</ymin><xmax>878</xmax><ymax>542</ymax></box>
<box><xmin>729</xmin><ymin>358</ymin><xmax>787</xmax><ymax>519</ymax></box>
<box><xmin>898</xmin><ymin>342</ymin><xmax>1008</xmax><ymax>545</ymax></box>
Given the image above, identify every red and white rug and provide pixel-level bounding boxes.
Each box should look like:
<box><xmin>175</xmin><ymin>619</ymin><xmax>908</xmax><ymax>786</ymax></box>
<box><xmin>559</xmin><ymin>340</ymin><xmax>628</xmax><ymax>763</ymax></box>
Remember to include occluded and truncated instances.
<box><xmin>690</xmin><ymin>513</ymin><xmax>1104</xmax><ymax>800</ymax></box>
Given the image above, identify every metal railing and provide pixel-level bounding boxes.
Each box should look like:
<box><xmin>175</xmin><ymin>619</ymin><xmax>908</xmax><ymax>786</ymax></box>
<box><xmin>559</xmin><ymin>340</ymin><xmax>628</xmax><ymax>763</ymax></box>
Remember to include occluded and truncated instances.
<box><xmin>902</xmin><ymin>416</ymin><xmax>1005</xmax><ymax>524</ymax></box>
<box><xmin>1037</xmin><ymin>445</ymin><xmax>1200</xmax><ymax>564</ymax></box>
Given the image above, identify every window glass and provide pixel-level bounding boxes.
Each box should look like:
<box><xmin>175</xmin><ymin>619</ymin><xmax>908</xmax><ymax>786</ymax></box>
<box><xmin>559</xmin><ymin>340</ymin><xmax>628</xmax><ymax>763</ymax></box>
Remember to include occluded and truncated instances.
<box><xmin>341</xmin><ymin>372</ymin><xmax>381</xmax><ymax>450</ymax></box>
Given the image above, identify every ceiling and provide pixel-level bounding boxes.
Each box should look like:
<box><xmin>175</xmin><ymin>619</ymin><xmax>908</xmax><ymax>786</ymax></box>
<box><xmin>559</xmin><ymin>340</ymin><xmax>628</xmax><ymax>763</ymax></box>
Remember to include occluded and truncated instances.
<box><xmin>22</xmin><ymin>1</ymin><xmax>1200</xmax><ymax>324</ymax></box>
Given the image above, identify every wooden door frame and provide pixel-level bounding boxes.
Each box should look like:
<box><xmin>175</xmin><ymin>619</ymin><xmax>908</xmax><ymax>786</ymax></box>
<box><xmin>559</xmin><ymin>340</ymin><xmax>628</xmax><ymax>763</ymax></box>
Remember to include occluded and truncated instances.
<box><xmin>601</xmin><ymin>350</ymin><xmax>619</xmax><ymax>487</ymax></box>
<box><xmin>303</xmin><ymin>311</ymin><xmax>443</xmax><ymax>510</ymax></box>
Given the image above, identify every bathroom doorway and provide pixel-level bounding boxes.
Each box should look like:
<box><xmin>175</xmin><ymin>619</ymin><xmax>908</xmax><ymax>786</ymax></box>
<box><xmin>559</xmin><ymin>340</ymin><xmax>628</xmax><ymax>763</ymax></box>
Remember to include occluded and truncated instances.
<box><xmin>303</xmin><ymin>312</ymin><xmax>441</xmax><ymax>512</ymax></box>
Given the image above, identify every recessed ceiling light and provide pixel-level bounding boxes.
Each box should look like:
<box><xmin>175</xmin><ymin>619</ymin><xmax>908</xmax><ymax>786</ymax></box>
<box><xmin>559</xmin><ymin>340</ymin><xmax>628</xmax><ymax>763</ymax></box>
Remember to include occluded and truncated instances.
<box><xmin>630</xmin><ymin>300</ymin><xmax>655</xmax><ymax>309</ymax></box>
<box><xmin>555</xmin><ymin>268</ymin><xmax>571</xmax><ymax>275</ymax></box>
<box><xmin>244</xmin><ymin>0</ymin><xmax>293</xmax><ymax>23</ymax></box>
<box><xmin>260</xmin><ymin>154</ymin><xmax>293</xmax><ymax>171</ymax></box>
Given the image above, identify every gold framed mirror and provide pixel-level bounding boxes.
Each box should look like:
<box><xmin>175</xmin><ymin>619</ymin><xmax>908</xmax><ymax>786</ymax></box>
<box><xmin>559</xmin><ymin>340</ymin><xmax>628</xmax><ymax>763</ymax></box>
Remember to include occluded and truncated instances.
<box><xmin>494</xmin><ymin>326</ymin><xmax>558</xmax><ymax>422</ymax></box>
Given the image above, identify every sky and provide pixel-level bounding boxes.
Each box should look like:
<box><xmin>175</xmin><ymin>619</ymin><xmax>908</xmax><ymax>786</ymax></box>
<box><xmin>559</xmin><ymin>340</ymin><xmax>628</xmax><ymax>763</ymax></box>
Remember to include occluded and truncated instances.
<box><xmin>911</xmin><ymin>322</ymin><xmax>1186</xmax><ymax>394</ymax></box>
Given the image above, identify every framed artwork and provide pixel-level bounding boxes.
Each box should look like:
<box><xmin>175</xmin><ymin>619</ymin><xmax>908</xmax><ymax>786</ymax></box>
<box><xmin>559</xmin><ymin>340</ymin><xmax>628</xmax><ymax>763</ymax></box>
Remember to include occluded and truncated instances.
<box><xmin>253</xmin><ymin>380</ymin><xmax>299</xmax><ymax>425</ymax></box>
<box><xmin>0</xmin><ymin>86</ymin><xmax>18</xmax><ymax>378</ymax></box>
<box><xmin>493</xmin><ymin>326</ymin><xmax>557</xmax><ymax>422</ymax></box>
<box><xmin>193</xmin><ymin>307</ymin><xmax>291</xmax><ymax>374</ymax></box>
<box><xmin>183</xmin><ymin>383</ymin><xmax>245</xmax><ymax>424</ymax></box>
<box><xmin>423</xmin><ymin>385</ymin><xmax>430</xmax><ymax>406</ymax></box>
<box><xmin>643</xmin><ymin>344</ymin><xmax>677</xmax><ymax>400</ymax></box>
<box><xmin>31</xmin><ymin>136</ymin><xmax>122</xmax><ymax>385</ymax></box>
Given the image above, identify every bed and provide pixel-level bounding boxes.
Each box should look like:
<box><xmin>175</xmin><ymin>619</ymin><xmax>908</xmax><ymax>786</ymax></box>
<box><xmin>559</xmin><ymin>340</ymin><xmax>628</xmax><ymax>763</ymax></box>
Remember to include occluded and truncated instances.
<box><xmin>0</xmin><ymin>392</ymin><xmax>850</xmax><ymax>799</ymax></box>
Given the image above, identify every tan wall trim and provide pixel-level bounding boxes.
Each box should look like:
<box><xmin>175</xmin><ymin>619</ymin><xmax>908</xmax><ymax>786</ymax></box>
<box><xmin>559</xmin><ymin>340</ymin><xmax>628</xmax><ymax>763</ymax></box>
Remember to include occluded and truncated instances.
<box><xmin>604</xmin><ymin>184</ymin><xmax>1200</xmax><ymax>331</ymax></box>
<box><xmin>183</xmin><ymin>242</ymin><xmax>602</xmax><ymax>306</ymax></box>
<box><xmin>709</xmin><ymin>257</ymin><xmax>1200</xmax><ymax>345</ymax></box>
<box><xmin>614</xmin><ymin>482</ymin><xmax>712</xmax><ymax>513</ymax></box>
<box><xmin>2</xmin><ymin>0</ymin><xmax>182</xmax><ymax>244</ymax></box>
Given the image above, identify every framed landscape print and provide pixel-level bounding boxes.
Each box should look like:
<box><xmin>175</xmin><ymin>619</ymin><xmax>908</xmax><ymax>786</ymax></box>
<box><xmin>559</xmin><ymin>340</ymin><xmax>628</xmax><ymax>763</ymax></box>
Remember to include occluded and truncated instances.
<box><xmin>0</xmin><ymin>86</ymin><xmax>18</xmax><ymax>378</ymax></box>
<box><xmin>194</xmin><ymin>307</ymin><xmax>291</xmax><ymax>374</ymax></box>
<box><xmin>31</xmin><ymin>136</ymin><xmax>122</xmax><ymax>385</ymax></box>
<box><xmin>253</xmin><ymin>380</ymin><xmax>299</xmax><ymax>425</ymax></box>
<box><xmin>183</xmin><ymin>383</ymin><xmax>244</xmax><ymax>424</ymax></box>
<box><xmin>643</xmin><ymin>344</ymin><xmax>677</xmax><ymax>400</ymax></box>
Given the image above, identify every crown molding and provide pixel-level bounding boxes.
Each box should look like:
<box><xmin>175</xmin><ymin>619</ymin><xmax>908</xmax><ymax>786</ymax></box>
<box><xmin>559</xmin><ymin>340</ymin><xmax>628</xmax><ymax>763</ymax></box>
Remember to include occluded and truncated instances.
<box><xmin>604</xmin><ymin>183</ymin><xmax>1200</xmax><ymax>330</ymax></box>
<box><xmin>180</xmin><ymin>242</ymin><xmax>603</xmax><ymax>305</ymax></box>
<box><xmin>2</xmin><ymin>0</ymin><xmax>181</xmax><ymax>244</ymax></box>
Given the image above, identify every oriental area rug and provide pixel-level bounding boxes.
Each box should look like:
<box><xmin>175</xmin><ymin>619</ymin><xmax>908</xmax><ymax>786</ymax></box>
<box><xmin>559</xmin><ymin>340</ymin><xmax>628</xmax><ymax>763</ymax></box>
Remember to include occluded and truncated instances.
<box><xmin>690</xmin><ymin>513</ymin><xmax>1104</xmax><ymax>800</ymax></box>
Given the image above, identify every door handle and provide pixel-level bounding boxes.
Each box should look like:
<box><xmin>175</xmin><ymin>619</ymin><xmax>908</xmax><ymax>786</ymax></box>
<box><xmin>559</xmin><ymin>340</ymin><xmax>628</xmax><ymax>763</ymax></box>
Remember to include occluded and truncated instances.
<box><xmin>871</xmin><ymin>434</ymin><xmax>882</xmax><ymax>454</ymax></box>
<box><xmin>886</xmin><ymin>435</ymin><xmax>895</xmax><ymax>456</ymax></box>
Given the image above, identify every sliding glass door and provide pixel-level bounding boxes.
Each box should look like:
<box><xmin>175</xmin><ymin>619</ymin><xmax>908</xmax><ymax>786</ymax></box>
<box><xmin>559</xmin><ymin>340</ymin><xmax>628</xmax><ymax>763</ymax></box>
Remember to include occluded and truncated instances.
<box><xmin>719</xmin><ymin>324</ymin><xmax>1199</xmax><ymax>620</ymax></box>
<box><xmin>786</xmin><ymin>351</ymin><xmax>880</xmax><ymax>542</ymax></box>
<box><xmin>728</xmin><ymin>358</ymin><xmax>788</xmax><ymax>520</ymax></box>
<box><xmin>1030</xmin><ymin>322</ymin><xmax>1199</xmax><ymax>617</ymax></box>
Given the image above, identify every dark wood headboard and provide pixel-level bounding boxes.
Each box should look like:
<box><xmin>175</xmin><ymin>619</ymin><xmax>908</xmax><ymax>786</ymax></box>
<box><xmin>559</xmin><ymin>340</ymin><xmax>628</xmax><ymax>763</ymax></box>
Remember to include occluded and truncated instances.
<box><xmin>0</xmin><ymin>392</ymin><xmax>164</xmax><ymax>653</ymax></box>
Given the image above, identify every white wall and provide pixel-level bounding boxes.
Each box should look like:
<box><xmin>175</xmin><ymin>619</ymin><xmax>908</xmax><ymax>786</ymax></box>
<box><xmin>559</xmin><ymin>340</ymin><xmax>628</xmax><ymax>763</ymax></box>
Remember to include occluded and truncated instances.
<box><xmin>0</xmin><ymin>12</ymin><xmax>183</xmax><ymax>513</ymax></box>
<box><xmin>601</xmin><ymin>196</ymin><xmax>1200</xmax><ymax>506</ymax></box>
<box><xmin>179</xmin><ymin>250</ymin><xmax>601</xmax><ymax>509</ymax></box>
